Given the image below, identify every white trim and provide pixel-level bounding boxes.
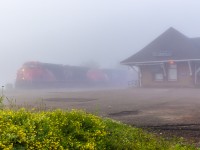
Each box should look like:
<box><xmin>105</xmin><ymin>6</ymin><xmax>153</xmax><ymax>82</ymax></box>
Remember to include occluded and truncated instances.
<box><xmin>121</xmin><ymin>59</ymin><xmax>200</xmax><ymax>65</ymax></box>
<box><xmin>132</xmin><ymin>63</ymin><xmax>164</xmax><ymax>66</ymax></box>
<box><xmin>129</xmin><ymin>66</ymin><xmax>138</xmax><ymax>72</ymax></box>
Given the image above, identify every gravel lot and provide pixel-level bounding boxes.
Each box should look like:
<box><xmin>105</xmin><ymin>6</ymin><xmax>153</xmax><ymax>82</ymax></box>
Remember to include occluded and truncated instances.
<box><xmin>4</xmin><ymin>87</ymin><xmax>200</xmax><ymax>143</ymax></box>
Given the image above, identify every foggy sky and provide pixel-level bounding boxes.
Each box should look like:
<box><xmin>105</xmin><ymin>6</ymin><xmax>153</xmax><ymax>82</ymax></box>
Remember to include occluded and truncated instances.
<box><xmin>1</xmin><ymin>0</ymin><xmax>200</xmax><ymax>85</ymax></box>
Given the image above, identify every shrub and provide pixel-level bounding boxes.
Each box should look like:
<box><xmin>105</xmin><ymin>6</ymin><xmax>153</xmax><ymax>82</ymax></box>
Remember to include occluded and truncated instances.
<box><xmin>0</xmin><ymin>109</ymin><xmax>107</xmax><ymax>149</ymax></box>
<box><xmin>0</xmin><ymin>108</ymin><xmax>197</xmax><ymax>150</ymax></box>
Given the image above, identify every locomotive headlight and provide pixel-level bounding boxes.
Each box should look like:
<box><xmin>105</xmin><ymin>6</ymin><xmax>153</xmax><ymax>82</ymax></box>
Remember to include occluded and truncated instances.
<box><xmin>22</xmin><ymin>68</ymin><xmax>25</xmax><ymax>72</ymax></box>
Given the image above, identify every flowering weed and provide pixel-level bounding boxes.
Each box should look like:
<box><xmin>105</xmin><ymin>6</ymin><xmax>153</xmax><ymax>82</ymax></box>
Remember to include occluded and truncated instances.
<box><xmin>0</xmin><ymin>109</ymin><xmax>198</xmax><ymax>150</ymax></box>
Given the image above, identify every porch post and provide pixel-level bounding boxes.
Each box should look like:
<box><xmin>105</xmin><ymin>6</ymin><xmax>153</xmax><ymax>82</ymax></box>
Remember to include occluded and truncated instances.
<box><xmin>194</xmin><ymin>65</ymin><xmax>200</xmax><ymax>85</ymax></box>
<box><xmin>161</xmin><ymin>63</ymin><xmax>166</xmax><ymax>76</ymax></box>
<box><xmin>188</xmin><ymin>61</ymin><xmax>192</xmax><ymax>76</ymax></box>
<box><xmin>195</xmin><ymin>64</ymin><xmax>197</xmax><ymax>85</ymax></box>
<box><xmin>138</xmin><ymin>66</ymin><xmax>142</xmax><ymax>87</ymax></box>
<box><xmin>130</xmin><ymin>65</ymin><xmax>141</xmax><ymax>87</ymax></box>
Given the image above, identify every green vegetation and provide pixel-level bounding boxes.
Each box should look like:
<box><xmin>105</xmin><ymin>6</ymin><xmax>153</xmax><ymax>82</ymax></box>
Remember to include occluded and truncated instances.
<box><xmin>0</xmin><ymin>108</ymin><xmax>197</xmax><ymax>150</ymax></box>
<box><xmin>0</xmin><ymin>97</ymin><xmax>198</xmax><ymax>149</ymax></box>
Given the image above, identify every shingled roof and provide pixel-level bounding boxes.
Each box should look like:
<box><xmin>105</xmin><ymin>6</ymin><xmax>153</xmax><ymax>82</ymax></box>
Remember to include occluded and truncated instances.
<box><xmin>121</xmin><ymin>27</ymin><xmax>200</xmax><ymax>65</ymax></box>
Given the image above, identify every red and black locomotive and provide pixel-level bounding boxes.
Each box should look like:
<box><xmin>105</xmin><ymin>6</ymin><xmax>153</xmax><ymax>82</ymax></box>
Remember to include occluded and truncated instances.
<box><xmin>15</xmin><ymin>61</ymin><xmax>134</xmax><ymax>89</ymax></box>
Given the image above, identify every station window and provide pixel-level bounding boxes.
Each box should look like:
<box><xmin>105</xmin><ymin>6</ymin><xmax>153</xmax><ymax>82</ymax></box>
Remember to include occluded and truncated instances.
<box><xmin>154</xmin><ymin>73</ymin><xmax>164</xmax><ymax>81</ymax></box>
<box><xmin>168</xmin><ymin>64</ymin><xmax>177</xmax><ymax>81</ymax></box>
<box><xmin>152</xmin><ymin>65</ymin><xmax>164</xmax><ymax>81</ymax></box>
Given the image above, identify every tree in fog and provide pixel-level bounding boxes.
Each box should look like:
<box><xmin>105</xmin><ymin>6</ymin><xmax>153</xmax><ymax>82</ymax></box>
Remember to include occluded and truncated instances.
<box><xmin>80</xmin><ymin>60</ymin><xmax>100</xmax><ymax>69</ymax></box>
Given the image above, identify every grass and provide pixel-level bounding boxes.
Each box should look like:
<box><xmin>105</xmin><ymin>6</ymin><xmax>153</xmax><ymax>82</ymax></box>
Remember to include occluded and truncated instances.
<box><xmin>0</xmin><ymin>97</ymin><xmax>198</xmax><ymax>149</ymax></box>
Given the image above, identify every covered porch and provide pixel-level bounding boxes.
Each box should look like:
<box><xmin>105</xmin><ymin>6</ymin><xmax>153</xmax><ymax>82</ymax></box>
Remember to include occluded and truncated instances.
<box><xmin>129</xmin><ymin>60</ymin><xmax>200</xmax><ymax>88</ymax></box>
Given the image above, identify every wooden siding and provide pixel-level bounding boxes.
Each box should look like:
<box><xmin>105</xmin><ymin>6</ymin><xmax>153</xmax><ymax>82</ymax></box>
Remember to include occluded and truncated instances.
<box><xmin>140</xmin><ymin>62</ymin><xmax>194</xmax><ymax>88</ymax></box>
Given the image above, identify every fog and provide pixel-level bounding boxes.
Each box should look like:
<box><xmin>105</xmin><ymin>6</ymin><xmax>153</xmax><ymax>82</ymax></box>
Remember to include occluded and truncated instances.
<box><xmin>1</xmin><ymin>0</ymin><xmax>200</xmax><ymax>85</ymax></box>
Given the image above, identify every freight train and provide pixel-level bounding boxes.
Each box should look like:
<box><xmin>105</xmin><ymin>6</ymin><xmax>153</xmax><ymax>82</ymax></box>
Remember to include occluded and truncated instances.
<box><xmin>15</xmin><ymin>61</ymin><xmax>135</xmax><ymax>89</ymax></box>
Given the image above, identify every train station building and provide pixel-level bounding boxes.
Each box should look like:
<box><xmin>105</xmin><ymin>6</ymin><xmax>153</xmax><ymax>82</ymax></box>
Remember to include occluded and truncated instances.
<box><xmin>121</xmin><ymin>27</ymin><xmax>200</xmax><ymax>88</ymax></box>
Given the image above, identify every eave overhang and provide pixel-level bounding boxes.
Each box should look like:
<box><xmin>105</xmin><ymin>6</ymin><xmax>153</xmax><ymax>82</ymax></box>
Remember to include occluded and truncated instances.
<box><xmin>121</xmin><ymin>59</ymin><xmax>200</xmax><ymax>66</ymax></box>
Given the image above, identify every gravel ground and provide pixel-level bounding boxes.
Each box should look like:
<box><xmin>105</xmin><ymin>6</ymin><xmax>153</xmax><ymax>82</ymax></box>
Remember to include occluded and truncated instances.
<box><xmin>4</xmin><ymin>87</ymin><xmax>200</xmax><ymax>144</ymax></box>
